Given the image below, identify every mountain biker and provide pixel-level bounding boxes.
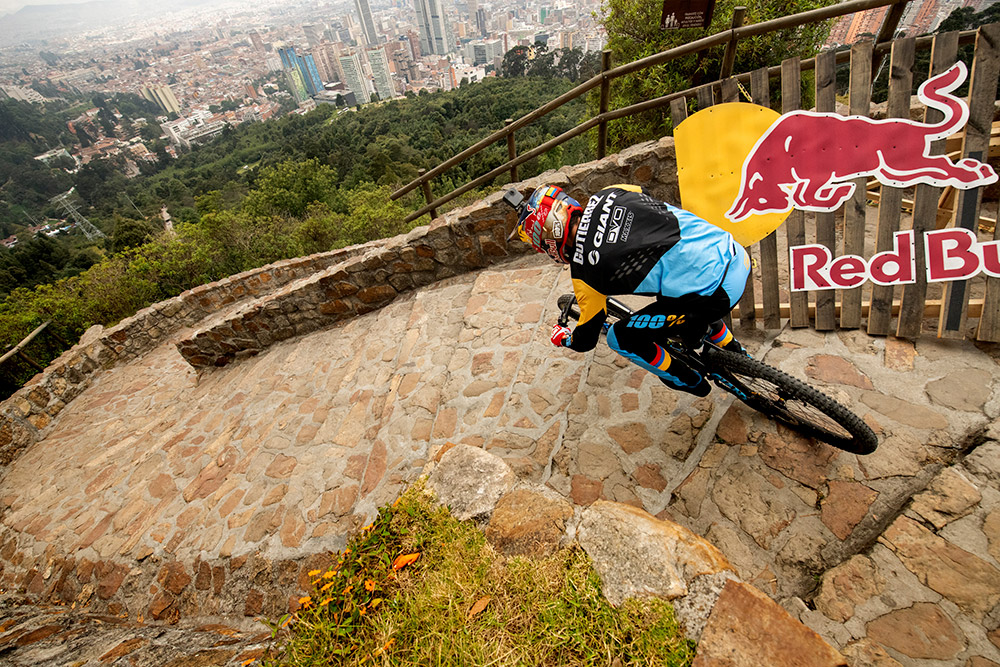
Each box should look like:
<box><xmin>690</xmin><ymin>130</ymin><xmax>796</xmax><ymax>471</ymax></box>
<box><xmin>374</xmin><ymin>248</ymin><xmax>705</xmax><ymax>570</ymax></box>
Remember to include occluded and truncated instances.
<box><xmin>506</xmin><ymin>184</ymin><xmax>750</xmax><ymax>397</ymax></box>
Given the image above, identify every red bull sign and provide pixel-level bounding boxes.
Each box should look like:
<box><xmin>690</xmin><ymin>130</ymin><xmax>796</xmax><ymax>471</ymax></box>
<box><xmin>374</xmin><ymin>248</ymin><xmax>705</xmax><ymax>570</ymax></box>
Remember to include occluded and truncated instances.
<box><xmin>790</xmin><ymin>229</ymin><xmax>1000</xmax><ymax>291</ymax></box>
<box><xmin>675</xmin><ymin>61</ymin><xmax>997</xmax><ymax>291</ymax></box>
<box><xmin>726</xmin><ymin>62</ymin><xmax>996</xmax><ymax>222</ymax></box>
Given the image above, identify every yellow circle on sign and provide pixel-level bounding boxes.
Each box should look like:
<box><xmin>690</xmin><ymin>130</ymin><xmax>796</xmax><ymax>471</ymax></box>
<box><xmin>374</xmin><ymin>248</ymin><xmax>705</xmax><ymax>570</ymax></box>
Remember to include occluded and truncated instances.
<box><xmin>675</xmin><ymin>103</ymin><xmax>788</xmax><ymax>247</ymax></box>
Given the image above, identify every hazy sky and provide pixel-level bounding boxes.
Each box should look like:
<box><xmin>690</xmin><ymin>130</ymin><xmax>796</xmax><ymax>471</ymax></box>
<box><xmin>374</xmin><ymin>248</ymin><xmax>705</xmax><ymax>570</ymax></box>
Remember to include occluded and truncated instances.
<box><xmin>0</xmin><ymin>0</ymin><xmax>94</xmax><ymax>17</ymax></box>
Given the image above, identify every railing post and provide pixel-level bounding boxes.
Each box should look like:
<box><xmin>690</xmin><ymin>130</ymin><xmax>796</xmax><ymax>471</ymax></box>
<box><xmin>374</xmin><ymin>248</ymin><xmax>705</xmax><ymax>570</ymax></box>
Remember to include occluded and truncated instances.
<box><xmin>418</xmin><ymin>168</ymin><xmax>437</xmax><ymax>220</ymax></box>
<box><xmin>597</xmin><ymin>49</ymin><xmax>612</xmax><ymax>159</ymax></box>
<box><xmin>505</xmin><ymin>119</ymin><xmax>518</xmax><ymax>183</ymax></box>
<box><xmin>720</xmin><ymin>6</ymin><xmax>747</xmax><ymax>79</ymax></box>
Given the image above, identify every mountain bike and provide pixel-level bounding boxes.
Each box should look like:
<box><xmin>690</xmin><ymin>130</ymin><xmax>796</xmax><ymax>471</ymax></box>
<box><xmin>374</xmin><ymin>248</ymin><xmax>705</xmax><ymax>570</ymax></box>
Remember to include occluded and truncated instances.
<box><xmin>557</xmin><ymin>294</ymin><xmax>878</xmax><ymax>455</ymax></box>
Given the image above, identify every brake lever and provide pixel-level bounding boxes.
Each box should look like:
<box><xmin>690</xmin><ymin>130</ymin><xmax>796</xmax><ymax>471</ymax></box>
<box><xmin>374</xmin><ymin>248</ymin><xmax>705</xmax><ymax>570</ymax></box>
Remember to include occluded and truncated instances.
<box><xmin>558</xmin><ymin>296</ymin><xmax>576</xmax><ymax>327</ymax></box>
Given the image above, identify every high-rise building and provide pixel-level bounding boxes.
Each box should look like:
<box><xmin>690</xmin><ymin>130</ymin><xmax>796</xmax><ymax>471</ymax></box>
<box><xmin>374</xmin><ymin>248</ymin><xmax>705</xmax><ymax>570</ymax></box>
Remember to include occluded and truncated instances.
<box><xmin>298</xmin><ymin>53</ymin><xmax>324</xmax><ymax>95</ymax></box>
<box><xmin>312</xmin><ymin>44</ymin><xmax>343</xmax><ymax>83</ymax></box>
<box><xmin>249</xmin><ymin>31</ymin><xmax>266</xmax><ymax>52</ymax></box>
<box><xmin>339</xmin><ymin>51</ymin><xmax>371</xmax><ymax>104</ymax></box>
<box><xmin>141</xmin><ymin>85</ymin><xmax>181</xmax><ymax>115</ymax></box>
<box><xmin>278</xmin><ymin>45</ymin><xmax>324</xmax><ymax>96</ymax></box>
<box><xmin>277</xmin><ymin>45</ymin><xmax>297</xmax><ymax>69</ymax></box>
<box><xmin>414</xmin><ymin>0</ymin><xmax>452</xmax><ymax>55</ymax></box>
<box><xmin>354</xmin><ymin>0</ymin><xmax>379</xmax><ymax>46</ymax></box>
<box><xmin>303</xmin><ymin>24</ymin><xmax>325</xmax><ymax>48</ymax></box>
<box><xmin>475</xmin><ymin>8</ymin><xmax>488</xmax><ymax>37</ymax></box>
<box><xmin>367</xmin><ymin>46</ymin><xmax>396</xmax><ymax>100</ymax></box>
<box><xmin>285</xmin><ymin>67</ymin><xmax>309</xmax><ymax>103</ymax></box>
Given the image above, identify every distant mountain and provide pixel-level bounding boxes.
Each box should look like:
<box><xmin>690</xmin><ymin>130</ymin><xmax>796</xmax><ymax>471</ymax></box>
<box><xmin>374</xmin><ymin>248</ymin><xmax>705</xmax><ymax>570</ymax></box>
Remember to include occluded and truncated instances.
<box><xmin>0</xmin><ymin>0</ymin><xmax>208</xmax><ymax>46</ymax></box>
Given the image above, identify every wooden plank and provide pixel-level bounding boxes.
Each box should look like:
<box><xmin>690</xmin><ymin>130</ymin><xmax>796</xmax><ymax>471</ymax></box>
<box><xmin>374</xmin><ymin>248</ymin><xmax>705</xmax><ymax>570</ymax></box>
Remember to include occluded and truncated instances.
<box><xmin>735</xmin><ymin>297</ymin><xmax>986</xmax><ymax>320</ymax></box>
<box><xmin>980</xmin><ymin>196</ymin><xmax>1000</xmax><ymax>340</ymax></box>
<box><xmin>670</xmin><ymin>96</ymin><xmax>688</xmax><ymax>130</ymax></box>
<box><xmin>896</xmin><ymin>32</ymin><xmax>960</xmax><ymax>339</ymax></box>
<box><xmin>752</xmin><ymin>67</ymin><xmax>781</xmax><ymax>329</ymax></box>
<box><xmin>781</xmin><ymin>57</ymin><xmax>808</xmax><ymax>328</ymax></box>
<box><xmin>719</xmin><ymin>77</ymin><xmax>757</xmax><ymax>330</ymax></box>
<box><xmin>945</xmin><ymin>23</ymin><xmax>1000</xmax><ymax>340</ymax></box>
<box><xmin>720</xmin><ymin>78</ymin><xmax>739</xmax><ymax>103</ymax></box>
<box><xmin>868</xmin><ymin>37</ymin><xmax>915</xmax><ymax>336</ymax></box>
<box><xmin>814</xmin><ymin>50</ymin><xmax>838</xmax><ymax>331</ymax></box>
<box><xmin>696</xmin><ymin>84</ymin><xmax>715</xmax><ymax>110</ymax></box>
<box><xmin>840</xmin><ymin>40</ymin><xmax>873</xmax><ymax>330</ymax></box>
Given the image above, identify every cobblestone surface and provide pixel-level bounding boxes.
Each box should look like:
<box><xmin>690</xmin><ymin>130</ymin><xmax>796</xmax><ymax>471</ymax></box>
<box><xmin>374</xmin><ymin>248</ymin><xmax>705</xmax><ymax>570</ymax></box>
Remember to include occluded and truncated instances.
<box><xmin>0</xmin><ymin>252</ymin><xmax>998</xmax><ymax>665</ymax></box>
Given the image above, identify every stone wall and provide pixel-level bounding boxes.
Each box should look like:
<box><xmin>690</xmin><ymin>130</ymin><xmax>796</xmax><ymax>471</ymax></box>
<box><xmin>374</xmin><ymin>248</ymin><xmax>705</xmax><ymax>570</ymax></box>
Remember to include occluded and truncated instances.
<box><xmin>174</xmin><ymin>138</ymin><xmax>680</xmax><ymax>370</ymax></box>
<box><xmin>0</xmin><ymin>136</ymin><xmax>679</xmax><ymax>472</ymax></box>
<box><xmin>0</xmin><ymin>240</ymin><xmax>386</xmax><ymax>469</ymax></box>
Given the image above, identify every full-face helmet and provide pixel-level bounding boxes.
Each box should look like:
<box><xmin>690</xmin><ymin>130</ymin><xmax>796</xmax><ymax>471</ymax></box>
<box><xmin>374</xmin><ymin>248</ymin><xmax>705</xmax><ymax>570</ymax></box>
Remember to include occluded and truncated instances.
<box><xmin>509</xmin><ymin>185</ymin><xmax>582</xmax><ymax>264</ymax></box>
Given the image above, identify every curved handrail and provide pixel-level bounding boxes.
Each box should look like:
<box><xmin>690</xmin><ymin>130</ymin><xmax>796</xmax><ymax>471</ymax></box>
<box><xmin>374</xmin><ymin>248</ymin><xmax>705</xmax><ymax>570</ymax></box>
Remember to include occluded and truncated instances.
<box><xmin>391</xmin><ymin>0</ymin><xmax>914</xmax><ymax>223</ymax></box>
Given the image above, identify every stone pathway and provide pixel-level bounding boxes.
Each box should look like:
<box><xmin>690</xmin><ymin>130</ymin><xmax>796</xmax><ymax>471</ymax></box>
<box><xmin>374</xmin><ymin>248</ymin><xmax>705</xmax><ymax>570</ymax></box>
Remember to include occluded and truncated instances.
<box><xmin>0</xmin><ymin>253</ymin><xmax>998</xmax><ymax>665</ymax></box>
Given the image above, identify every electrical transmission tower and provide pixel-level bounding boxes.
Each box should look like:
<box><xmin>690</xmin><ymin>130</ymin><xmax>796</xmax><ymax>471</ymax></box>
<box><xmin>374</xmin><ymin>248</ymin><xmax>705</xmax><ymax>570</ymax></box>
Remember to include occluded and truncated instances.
<box><xmin>51</xmin><ymin>190</ymin><xmax>105</xmax><ymax>241</ymax></box>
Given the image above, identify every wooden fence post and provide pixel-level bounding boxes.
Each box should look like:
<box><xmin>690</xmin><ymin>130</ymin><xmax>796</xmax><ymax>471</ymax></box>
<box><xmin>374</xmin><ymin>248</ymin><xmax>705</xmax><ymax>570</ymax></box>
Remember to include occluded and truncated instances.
<box><xmin>505</xmin><ymin>119</ymin><xmax>518</xmax><ymax>183</ymax></box>
<box><xmin>719</xmin><ymin>79</ymin><xmax>756</xmax><ymax>330</ymax></box>
<box><xmin>720</xmin><ymin>7</ymin><xmax>747</xmax><ymax>79</ymax></box>
<box><xmin>751</xmin><ymin>66</ymin><xmax>780</xmax><ymax>330</ymax></box>
<box><xmin>814</xmin><ymin>50</ymin><xmax>837</xmax><ymax>331</ymax></box>
<box><xmin>418</xmin><ymin>168</ymin><xmax>437</xmax><ymax>220</ymax></box>
<box><xmin>941</xmin><ymin>23</ymin><xmax>1000</xmax><ymax>338</ymax></box>
<box><xmin>896</xmin><ymin>32</ymin><xmax>959</xmax><ymax>339</ymax></box>
<box><xmin>840</xmin><ymin>40</ymin><xmax>873</xmax><ymax>330</ymax></box>
<box><xmin>782</xmin><ymin>57</ymin><xmax>809</xmax><ymax>328</ymax></box>
<box><xmin>867</xmin><ymin>37</ymin><xmax>914</xmax><ymax>337</ymax></box>
<box><xmin>597</xmin><ymin>50</ymin><xmax>612</xmax><ymax>159</ymax></box>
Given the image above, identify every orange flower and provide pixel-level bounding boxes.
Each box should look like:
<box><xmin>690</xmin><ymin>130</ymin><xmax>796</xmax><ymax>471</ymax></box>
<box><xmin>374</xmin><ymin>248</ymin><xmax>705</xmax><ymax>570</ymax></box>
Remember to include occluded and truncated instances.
<box><xmin>320</xmin><ymin>582</ymin><xmax>334</xmax><ymax>593</ymax></box>
<box><xmin>364</xmin><ymin>579</ymin><xmax>376</xmax><ymax>592</ymax></box>
<box><xmin>320</xmin><ymin>597</ymin><xmax>334</xmax><ymax>606</ymax></box>
<box><xmin>343</xmin><ymin>585</ymin><xmax>353</xmax><ymax>595</ymax></box>
<box><xmin>308</xmin><ymin>569</ymin><xmax>321</xmax><ymax>577</ymax></box>
<box><xmin>298</xmin><ymin>596</ymin><xmax>312</xmax><ymax>608</ymax></box>
<box><xmin>392</xmin><ymin>553</ymin><xmax>420</xmax><ymax>570</ymax></box>
<box><xmin>323</xmin><ymin>570</ymin><xmax>336</xmax><ymax>579</ymax></box>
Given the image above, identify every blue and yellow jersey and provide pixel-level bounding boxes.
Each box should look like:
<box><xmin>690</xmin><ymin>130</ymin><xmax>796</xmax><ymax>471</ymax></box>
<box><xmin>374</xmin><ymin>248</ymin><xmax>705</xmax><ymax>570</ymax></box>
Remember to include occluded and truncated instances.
<box><xmin>565</xmin><ymin>185</ymin><xmax>748</xmax><ymax>352</ymax></box>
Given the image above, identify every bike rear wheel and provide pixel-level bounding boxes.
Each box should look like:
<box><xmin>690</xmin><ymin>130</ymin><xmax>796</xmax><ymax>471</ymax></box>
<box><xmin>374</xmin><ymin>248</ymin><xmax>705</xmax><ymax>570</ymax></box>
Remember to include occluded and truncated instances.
<box><xmin>703</xmin><ymin>346</ymin><xmax>878</xmax><ymax>454</ymax></box>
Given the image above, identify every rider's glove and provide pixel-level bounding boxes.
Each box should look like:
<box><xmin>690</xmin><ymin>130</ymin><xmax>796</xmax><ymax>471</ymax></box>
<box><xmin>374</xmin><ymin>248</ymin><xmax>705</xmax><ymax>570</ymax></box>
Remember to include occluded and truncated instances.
<box><xmin>550</xmin><ymin>324</ymin><xmax>571</xmax><ymax>347</ymax></box>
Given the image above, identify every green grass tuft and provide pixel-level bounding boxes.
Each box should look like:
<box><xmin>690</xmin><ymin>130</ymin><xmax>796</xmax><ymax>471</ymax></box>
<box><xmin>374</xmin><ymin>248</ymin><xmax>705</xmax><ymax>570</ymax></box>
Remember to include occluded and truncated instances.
<box><xmin>263</xmin><ymin>482</ymin><xmax>695</xmax><ymax>666</ymax></box>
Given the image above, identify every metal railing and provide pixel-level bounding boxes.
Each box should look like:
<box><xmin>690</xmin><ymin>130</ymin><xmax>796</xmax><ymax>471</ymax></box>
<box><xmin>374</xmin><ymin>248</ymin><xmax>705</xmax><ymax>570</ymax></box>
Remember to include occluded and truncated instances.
<box><xmin>391</xmin><ymin>0</ymin><xmax>915</xmax><ymax>223</ymax></box>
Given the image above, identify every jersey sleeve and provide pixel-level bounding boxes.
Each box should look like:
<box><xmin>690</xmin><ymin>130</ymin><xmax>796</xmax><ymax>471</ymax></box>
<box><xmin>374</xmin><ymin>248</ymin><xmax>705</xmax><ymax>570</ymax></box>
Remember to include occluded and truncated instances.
<box><xmin>566</xmin><ymin>278</ymin><xmax>607</xmax><ymax>352</ymax></box>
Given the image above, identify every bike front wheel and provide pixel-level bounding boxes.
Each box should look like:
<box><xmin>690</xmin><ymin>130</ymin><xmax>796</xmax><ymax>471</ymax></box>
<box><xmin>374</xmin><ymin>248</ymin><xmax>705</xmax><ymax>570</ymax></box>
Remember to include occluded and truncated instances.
<box><xmin>704</xmin><ymin>346</ymin><xmax>878</xmax><ymax>455</ymax></box>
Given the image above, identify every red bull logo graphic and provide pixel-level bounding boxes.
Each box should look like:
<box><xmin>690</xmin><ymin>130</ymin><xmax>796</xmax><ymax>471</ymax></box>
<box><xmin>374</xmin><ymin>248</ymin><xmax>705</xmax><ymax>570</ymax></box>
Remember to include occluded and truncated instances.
<box><xmin>726</xmin><ymin>62</ymin><xmax>998</xmax><ymax>223</ymax></box>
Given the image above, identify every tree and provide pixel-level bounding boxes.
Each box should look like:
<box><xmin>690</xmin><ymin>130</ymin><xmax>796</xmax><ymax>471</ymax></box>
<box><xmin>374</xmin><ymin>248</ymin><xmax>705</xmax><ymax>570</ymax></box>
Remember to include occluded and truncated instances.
<box><xmin>501</xmin><ymin>46</ymin><xmax>531</xmax><ymax>78</ymax></box>
<box><xmin>111</xmin><ymin>215</ymin><xmax>154</xmax><ymax>252</ymax></box>
<box><xmin>598</xmin><ymin>0</ymin><xmax>836</xmax><ymax>150</ymax></box>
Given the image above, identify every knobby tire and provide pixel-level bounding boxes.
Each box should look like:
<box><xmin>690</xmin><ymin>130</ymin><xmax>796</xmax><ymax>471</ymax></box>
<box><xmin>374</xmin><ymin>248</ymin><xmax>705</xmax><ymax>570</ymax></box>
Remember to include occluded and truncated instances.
<box><xmin>702</xmin><ymin>347</ymin><xmax>878</xmax><ymax>455</ymax></box>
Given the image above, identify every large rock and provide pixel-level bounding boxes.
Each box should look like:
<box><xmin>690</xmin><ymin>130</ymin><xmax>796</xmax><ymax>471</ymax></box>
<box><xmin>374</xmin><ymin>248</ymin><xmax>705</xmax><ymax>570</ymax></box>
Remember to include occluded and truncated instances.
<box><xmin>484</xmin><ymin>486</ymin><xmax>573</xmax><ymax>557</ymax></box>
<box><xmin>965</xmin><ymin>441</ymin><xmax>1000</xmax><ymax>482</ymax></box>
<box><xmin>866</xmin><ymin>603</ymin><xmax>966</xmax><ymax>660</ymax></box>
<box><xmin>814</xmin><ymin>555</ymin><xmax>884</xmax><ymax>622</ymax></box>
<box><xmin>925</xmin><ymin>369</ymin><xmax>993</xmax><ymax>411</ymax></box>
<box><xmin>427</xmin><ymin>445</ymin><xmax>515</xmax><ymax>522</ymax></box>
<box><xmin>692</xmin><ymin>580</ymin><xmax>847</xmax><ymax>666</ymax></box>
<box><xmin>879</xmin><ymin>516</ymin><xmax>1000</xmax><ymax>618</ymax></box>
<box><xmin>576</xmin><ymin>500</ymin><xmax>733</xmax><ymax>606</ymax></box>
<box><xmin>909</xmin><ymin>467</ymin><xmax>981</xmax><ymax>529</ymax></box>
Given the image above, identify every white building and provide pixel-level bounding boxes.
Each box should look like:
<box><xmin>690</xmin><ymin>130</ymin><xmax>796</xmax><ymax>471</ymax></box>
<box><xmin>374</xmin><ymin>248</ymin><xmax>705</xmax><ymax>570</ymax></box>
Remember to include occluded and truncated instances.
<box><xmin>367</xmin><ymin>46</ymin><xmax>397</xmax><ymax>101</ymax></box>
<box><xmin>339</xmin><ymin>51</ymin><xmax>371</xmax><ymax>105</ymax></box>
<box><xmin>413</xmin><ymin>0</ymin><xmax>453</xmax><ymax>55</ymax></box>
